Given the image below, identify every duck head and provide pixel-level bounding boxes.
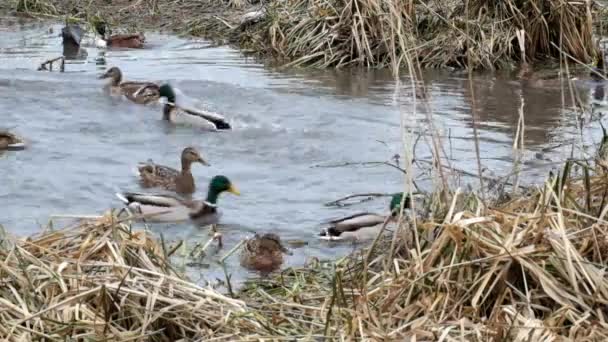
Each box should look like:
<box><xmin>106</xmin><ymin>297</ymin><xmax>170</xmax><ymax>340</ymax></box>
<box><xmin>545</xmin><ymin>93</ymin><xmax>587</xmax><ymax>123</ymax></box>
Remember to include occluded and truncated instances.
<box><xmin>181</xmin><ymin>146</ymin><xmax>210</xmax><ymax>168</ymax></box>
<box><xmin>99</xmin><ymin>66</ymin><xmax>122</xmax><ymax>85</ymax></box>
<box><xmin>158</xmin><ymin>84</ymin><xmax>176</xmax><ymax>104</ymax></box>
<box><xmin>94</xmin><ymin>20</ymin><xmax>108</xmax><ymax>39</ymax></box>
<box><xmin>206</xmin><ymin>175</ymin><xmax>240</xmax><ymax>204</ymax></box>
<box><xmin>389</xmin><ymin>192</ymin><xmax>411</xmax><ymax>218</ymax></box>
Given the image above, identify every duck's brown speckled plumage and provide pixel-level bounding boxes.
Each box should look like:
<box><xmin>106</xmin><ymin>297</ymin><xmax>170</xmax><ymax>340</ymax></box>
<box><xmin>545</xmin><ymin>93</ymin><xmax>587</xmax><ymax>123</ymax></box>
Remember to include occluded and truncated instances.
<box><xmin>99</xmin><ymin>67</ymin><xmax>160</xmax><ymax>105</ymax></box>
<box><xmin>240</xmin><ymin>233</ymin><xmax>290</xmax><ymax>272</ymax></box>
<box><xmin>137</xmin><ymin>147</ymin><xmax>210</xmax><ymax>195</ymax></box>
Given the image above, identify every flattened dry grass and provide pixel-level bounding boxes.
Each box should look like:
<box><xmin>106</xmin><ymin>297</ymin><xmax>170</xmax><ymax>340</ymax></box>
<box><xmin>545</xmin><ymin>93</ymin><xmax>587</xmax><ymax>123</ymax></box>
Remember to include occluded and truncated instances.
<box><xmin>0</xmin><ymin>214</ymin><xmax>255</xmax><ymax>340</ymax></box>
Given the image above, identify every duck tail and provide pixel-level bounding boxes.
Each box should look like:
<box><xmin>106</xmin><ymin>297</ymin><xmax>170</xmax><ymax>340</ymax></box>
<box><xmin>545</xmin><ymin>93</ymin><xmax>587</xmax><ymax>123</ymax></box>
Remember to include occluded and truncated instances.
<box><xmin>115</xmin><ymin>192</ymin><xmax>130</xmax><ymax>204</ymax></box>
<box><xmin>131</xmin><ymin>166</ymin><xmax>142</xmax><ymax>178</ymax></box>
<box><xmin>318</xmin><ymin>227</ymin><xmax>341</xmax><ymax>240</ymax></box>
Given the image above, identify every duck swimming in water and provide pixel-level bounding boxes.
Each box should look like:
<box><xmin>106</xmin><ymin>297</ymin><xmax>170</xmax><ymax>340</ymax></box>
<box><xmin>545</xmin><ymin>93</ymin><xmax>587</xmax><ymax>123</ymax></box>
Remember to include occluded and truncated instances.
<box><xmin>319</xmin><ymin>193</ymin><xmax>411</xmax><ymax>241</ymax></box>
<box><xmin>99</xmin><ymin>66</ymin><xmax>160</xmax><ymax>104</ymax></box>
<box><xmin>136</xmin><ymin>147</ymin><xmax>210</xmax><ymax>195</ymax></box>
<box><xmin>155</xmin><ymin>84</ymin><xmax>232</xmax><ymax>130</ymax></box>
<box><xmin>240</xmin><ymin>233</ymin><xmax>291</xmax><ymax>272</ymax></box>
<box><xmin>94</xmin><ymin>21</ymin><xmax>146</xmax><ymax>49</ymax></box>
<box><xmin>116</xmin><ymin>175</ymin><xmax>240</xmax><ymax>225</ymax></box>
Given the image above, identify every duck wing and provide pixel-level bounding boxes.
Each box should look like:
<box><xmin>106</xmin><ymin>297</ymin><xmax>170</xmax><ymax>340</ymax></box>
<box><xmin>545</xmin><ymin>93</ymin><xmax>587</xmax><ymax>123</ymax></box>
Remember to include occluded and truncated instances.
<box><xmin>0</xmin><ymin>131</ymin><xmax>25</xmax><ymax>150</ymax></box>
<box><xmin>116</xmin><ymin>192</ymin><xmax>195</xmax><ymax>222</ymax></box>
<box><xmin>181</xmin><ymin>107</ymin><xmax>231</xmax><ymax>130</ymax></box>
<box><xmin>188</xmin><ymin>201</ymin><xmax>221</xmax><ymax>226</ymax></box>
<box><xmin>320</xmin><ymin>212</ymin><xmax>386</xmax><ymax>238</ymax></box>
<box><xmin>138</xmin><ymin>162</ymin><xmax>179</xmax><ymax>178</ymax></box>
<box><xmin>116</xmin><ymin>192</ymin><xmax>185</xmax><ymax>207</ymax></box>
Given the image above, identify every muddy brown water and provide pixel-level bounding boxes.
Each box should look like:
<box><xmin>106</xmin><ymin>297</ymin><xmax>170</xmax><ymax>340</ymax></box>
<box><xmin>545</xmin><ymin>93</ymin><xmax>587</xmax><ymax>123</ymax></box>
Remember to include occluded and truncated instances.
<box><xmin>1</xmin><ymin>18</ymin><xmax>606</xmax><ymax>286</ymax></box>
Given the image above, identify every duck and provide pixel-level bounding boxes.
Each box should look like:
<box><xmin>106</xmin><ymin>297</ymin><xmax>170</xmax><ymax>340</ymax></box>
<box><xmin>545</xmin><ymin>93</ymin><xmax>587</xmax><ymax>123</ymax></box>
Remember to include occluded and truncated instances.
<box><xmin>157</xmin><ymin>83</ymin><xmax>231</xmax><ymax>130</ymax></box>
<box><xmin>136</xmin><ymin>147</ymin><xmax>210</xmax><ymax>195</ymax></box>
<box><xmin>116</xmin><ymin>175</ymin><xmax>240</xmax><ymax>225</ymax></box>
<box><xmin>318</xmin><ymin>192</ymin><xmax>411</xmax><ymax>241</ymax></box>
<box><xmin>61</xmin><ymin>23</ymin><xmax>83</xmax><ymax>47</ymax></box>
<box><xmin>99</xmin><ymin>67</ymin><xmax>160</xmax><ymax>104</ymax></box>
<box><xmin>590</xmin><ymin>50</ymin><xmax>606</xmax><ymax>82</ymax></box>
<box><xmin>240</xmin><ymin>233</ymin><xmax>291</xmax><ymax>272</ymax></box>
<box><xmin>0</xmin><ymin>131</ymin><xmax>26</xmax><ymax>150</ymax></box>
<box><xmin>94</xmin><ymin>21</ymin><xmax>145</xmax><ymax>49</ymax></box>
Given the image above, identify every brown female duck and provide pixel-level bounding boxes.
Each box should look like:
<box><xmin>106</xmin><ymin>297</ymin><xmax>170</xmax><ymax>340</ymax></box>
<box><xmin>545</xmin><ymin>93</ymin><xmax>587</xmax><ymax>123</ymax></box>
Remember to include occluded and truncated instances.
<box><xmin>0</xmin><ymin>131</ymin><xmax>25</xmax><ymax>150</ymax></box>
<box><xmin>240</xmin><ymin>233</ymin><xmax>291</xmax><ymax>272</ymax></box>
<box><xmin>136</xmin><ymin>147</ymin><xmax>210</xmax><ymax>195</ymax></box>
<box><xmin>99</xmin><ymin>66</ymin><xmax>159</xmax><ymax>104</ymax></box>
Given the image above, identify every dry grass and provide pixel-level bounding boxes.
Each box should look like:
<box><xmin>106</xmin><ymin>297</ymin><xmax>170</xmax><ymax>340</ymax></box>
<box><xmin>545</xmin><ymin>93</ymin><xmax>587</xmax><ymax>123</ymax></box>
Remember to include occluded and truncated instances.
<box><xmin>0</xmin><ymin>213</ymin><xmax>257</xmax><ymax>340</ymax></box>
<box><xmin>234</xmin><ymin>0</ymin><xmax>599</xmax><ymax>69</ymax></box>
<box><xmin>3</xmin><ymin>161</ymin><xmax>608</xmax><ymax>340</ymax></box>
<box><xmin>239</xmin><ymin>162</ymin><xmax>608</xmax><ymax>340</ymax></box>
<box><xmin>4</xmin><ymin>0</ymin><xmax>600</xmax><ymax>70</ymax></box>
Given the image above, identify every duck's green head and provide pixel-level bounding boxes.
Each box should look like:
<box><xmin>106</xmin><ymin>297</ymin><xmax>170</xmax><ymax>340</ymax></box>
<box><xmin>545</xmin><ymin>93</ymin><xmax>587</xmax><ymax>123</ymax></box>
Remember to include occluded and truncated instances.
<box><xmin>206</xmin><ymin>175</ymin><xmax>240</xmax><ymax>204</ymax></box>
<box><xmin>93</xmin><ymin>20</ymin><xmax>107</xmax><ymax>37</ymax></box>
<box><xmin>389</xmin><ymin>192</ymin><xmax>411</xmax><ymax>216</ymax></box>
<box><xmin>158</xmin><ymin>84</ymin><xmax>176</xmax><ymax>104</ymax></box>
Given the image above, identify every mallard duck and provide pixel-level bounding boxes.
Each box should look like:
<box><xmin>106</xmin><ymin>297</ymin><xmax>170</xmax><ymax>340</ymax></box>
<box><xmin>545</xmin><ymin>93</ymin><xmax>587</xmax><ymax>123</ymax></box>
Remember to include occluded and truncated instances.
<box><xmin>94</xmin><ymin>21</ymin><xmax>145</xmax><ymax>49</ymax></box>
<box><xmin>99</xmin><ymin>67</ymin><xmax>160</xmax><ymax>104</ymax></box>
<box><xmin>0</xmin><ymin>131</ymin><xmax>26</xmax><ymax>150</ymax></box>
<box><xmin>116</xmin><ymin>175</ymin><xmax>239</xmax><ymax>224</ymax></box>
<box><xmin>137</xmin><ymin>147</ymin><xmax>210</xmax><ymax>195</ymax></box>
<box><xmin>319</xmin><ymin>192</ymin><xmax>411</xmax><ymax>241</ymax></box>
<box><xmin>240</xmin><ymin>233</ymin><xmax>291</xmax><ymax>272</ymax></box>
<box><xmin>157</xmin><ymin>84</ymin><xmax>231</xmax><ymax>130</ymax></box>
<box><xmin>61</xmin><ymin>23</ymin><xmax>83</xmax><ymax>46</ymax></box>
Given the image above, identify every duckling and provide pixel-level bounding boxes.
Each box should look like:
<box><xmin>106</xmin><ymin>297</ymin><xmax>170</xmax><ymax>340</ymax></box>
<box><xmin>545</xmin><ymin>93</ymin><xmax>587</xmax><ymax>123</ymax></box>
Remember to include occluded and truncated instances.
<box><xmin>0</xmin><ymin>131</ymin><xmax>26</xmax><ymax>150</ymax></box>
<box><xmin>319</xmin><ymin>192</ymin><xmax>411</xmax><ymax>241</ymax></box>
<box><xmin>99</xmin><ymin>67</ymin><xmax>160</xmax><ymax>104</ymax></box>
<box><xmin>157</xmin><ymin>84</ymin><xmax>231</xmax><ymax>130</ymax></box>
<box><xmin>116</xmin><ymin>175</ymin><xmax>239</xmax><ymax>225</ymax></box>
<box><xmin>137</xmin><ymin>147</ymin><xmax>210</xmax><ymax>195</ymax></box>
<box><xmin>240</xmin><ymin>233</ymin><xmax>291</xmax><ymax>273</ymax></box>
<box><xmin>94</xmin><ymin>21</ymin><xmax>145</xmax><ymax>49</ymax></box>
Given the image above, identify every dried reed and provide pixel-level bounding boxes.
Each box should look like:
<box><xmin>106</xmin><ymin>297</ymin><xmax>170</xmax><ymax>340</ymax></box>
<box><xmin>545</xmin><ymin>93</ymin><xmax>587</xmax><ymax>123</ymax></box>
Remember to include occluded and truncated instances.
<box><xmin>0</xmin><ymin>213</ymin><xmax>257</xmax><ymax>340</ymax></box>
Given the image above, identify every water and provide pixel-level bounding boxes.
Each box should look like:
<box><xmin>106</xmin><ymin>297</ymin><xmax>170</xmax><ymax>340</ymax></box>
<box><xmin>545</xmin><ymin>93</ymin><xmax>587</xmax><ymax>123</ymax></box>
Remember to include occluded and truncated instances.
<box><xmin>1</xmin><ymin>17</ymin><xmax>607</xmax><ymax>286</ymax></box>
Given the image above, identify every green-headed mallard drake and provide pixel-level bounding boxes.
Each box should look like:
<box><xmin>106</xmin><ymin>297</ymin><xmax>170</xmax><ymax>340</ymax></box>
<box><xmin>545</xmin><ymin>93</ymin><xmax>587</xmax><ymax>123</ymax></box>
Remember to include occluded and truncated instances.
<box><xmin>94</xmin><ymin>21</ymin><xmax>145</xmax><ymax>49</ymax></box>
<box><xmin>240</xmin><ymin>233</ymin><xmax>291</xmax><ymax>272</ymax></box>
<box><xmin>0</xmin><ymin>131</ymin><xmax>26</xmax><ymax>150</ymax></box>
<box><xmin>136</xmin><ymin>147</ymin><xmax>210</xmax><ymax>195</ymax></box>
<box><xmin>156</xmin><ymin>83</ymin><xmax>231</xmax><ymax>130</ymax></box>
<box><xmin>116</xmin><ymin>175</ymin><xmax>239</xmax><ymax>224</ymax></box>
<box><xmin>99</xmin><ymin>66</ymin><xmax>160</xmax><ymax>104</ymax></box>
<box><xmin>318</xmin><ymin>192</ymin><xmax>411</xmax><ymax>241</ymax></box>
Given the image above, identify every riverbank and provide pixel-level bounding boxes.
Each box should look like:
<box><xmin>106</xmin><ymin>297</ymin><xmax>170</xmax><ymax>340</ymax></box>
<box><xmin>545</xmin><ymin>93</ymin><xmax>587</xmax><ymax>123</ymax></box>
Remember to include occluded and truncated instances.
<box><xmin>2</xmin><ymin>155</ymin><xmax>608</xmax><ymax>340</ymax></box>
<box><xmin>2</xmin><ymin>0</ymin><xmax>604</xmax><ymax>70</ymax></box>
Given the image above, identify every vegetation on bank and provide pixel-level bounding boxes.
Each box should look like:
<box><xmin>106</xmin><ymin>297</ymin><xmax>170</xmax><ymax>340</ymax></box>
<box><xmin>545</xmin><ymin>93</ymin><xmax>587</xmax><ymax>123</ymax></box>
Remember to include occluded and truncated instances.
<box><xmin>2</xmin><ymin>155</ymin><xmax>608</xmax><ymax>340</ymax></box>
<box><xmin>3</xmin><ymin>0</ymin><xmax>604</xmax><ymax>70</ymax></box>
